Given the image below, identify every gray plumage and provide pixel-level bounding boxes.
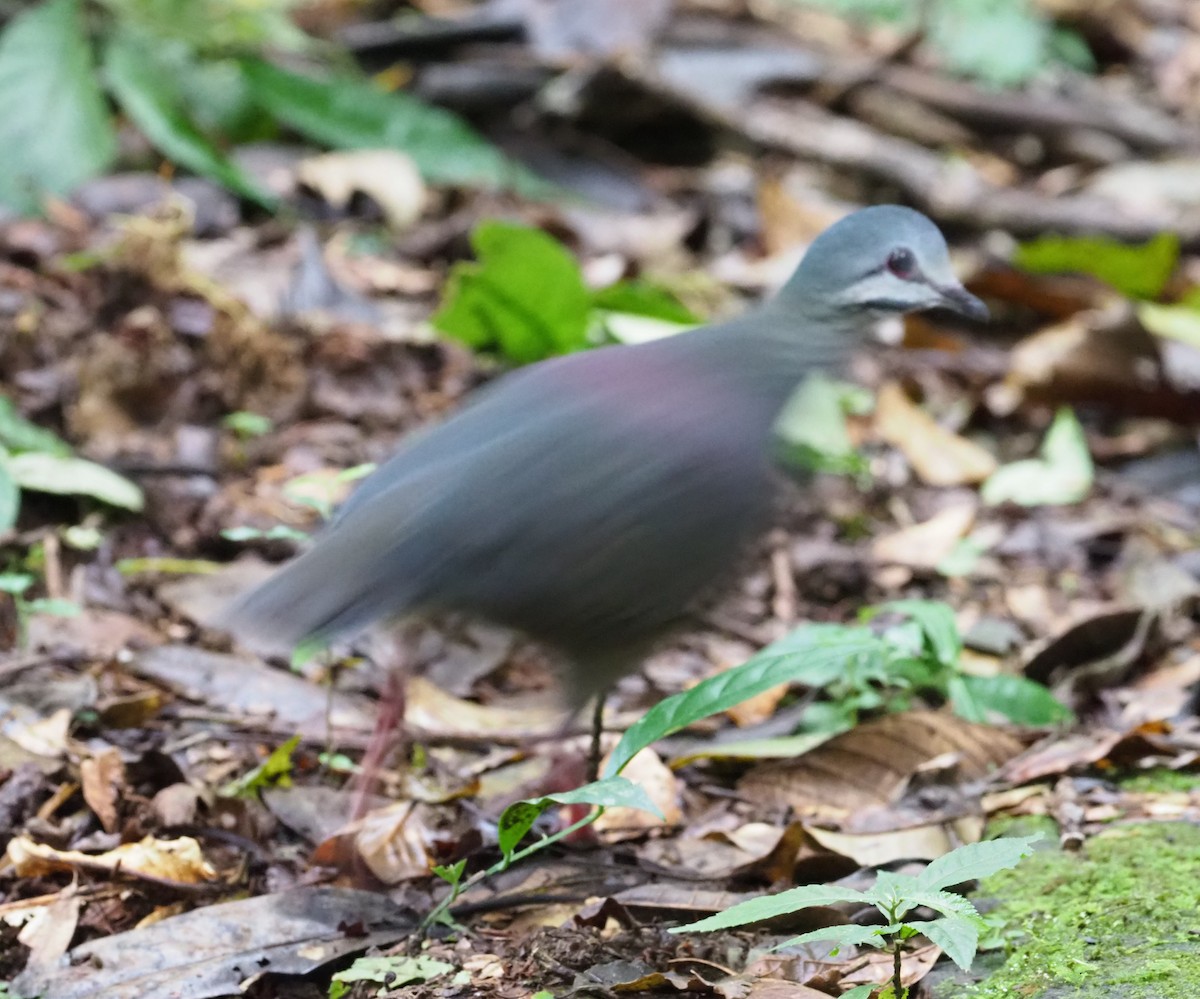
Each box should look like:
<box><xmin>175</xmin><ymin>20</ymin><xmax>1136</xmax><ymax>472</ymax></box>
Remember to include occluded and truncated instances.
<box><xmin>225</xmin><ymin>206</ymin><xmax>986</xmax><ymax>705</ymax></box>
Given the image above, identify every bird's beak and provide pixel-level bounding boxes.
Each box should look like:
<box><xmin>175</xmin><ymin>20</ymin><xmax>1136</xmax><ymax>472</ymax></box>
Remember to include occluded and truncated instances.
<box><xmin>935</xmin><ymin>283</ymin><xmax>989</xmax><ymax>321</ymax></box>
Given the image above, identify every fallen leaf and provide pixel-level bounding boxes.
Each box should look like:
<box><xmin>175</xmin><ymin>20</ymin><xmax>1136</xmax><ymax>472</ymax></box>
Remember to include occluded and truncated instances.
<box><xmin>872</xmin><ymin>500</ymin><xmax>977</xmax><ymax>569</ymax></box>
<box><xmin>804</xmin><ymin>815</ymin><xmax>984</xmax><ymax>867</ymax></box>
<box><xmin>874</xmin><ymin>382</ymin><xmax>997</xmax><ymax>486</ymax></box>
<box><xmin>297</xmin><ymin>149</ymin><xmax>427</xmax><ymax>230</ymax></box>
<box><xmin>6</xmin><ymin>835</ymin><xmax>217</xmax><ymax>884</ymax></box>
<box><xmin>737</xmin><ymin>711</ymin><xmax>1022</xmax><ymax>825</ymax></box>
<box><xmin>80</xmin><ymin>747</ymin><xmax>127</xmax><ymax>833</ymax></box>
<box><xmin>596</xmin><ymin>747</ymin><xmax>682</xmax><ymax>840</ymax></box>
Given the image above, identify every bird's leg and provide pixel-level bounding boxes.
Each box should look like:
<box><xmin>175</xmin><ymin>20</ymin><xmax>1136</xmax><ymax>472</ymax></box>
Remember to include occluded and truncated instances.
<box><xmin>349</xmin><ymin>625</ymin><xmax>417</xmax><ymax>820</ymax></box>
<box><xmin>588</xmin><ymin>692</ymin><xmax>607</xmax><ymax>782</ymax></box>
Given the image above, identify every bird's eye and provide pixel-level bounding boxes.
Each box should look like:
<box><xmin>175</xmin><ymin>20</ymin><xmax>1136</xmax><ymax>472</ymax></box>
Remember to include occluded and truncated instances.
<box><xmin>887</xmin><ymin>248</ymin><xmax>917</xmax><ymax>279</ymax></box>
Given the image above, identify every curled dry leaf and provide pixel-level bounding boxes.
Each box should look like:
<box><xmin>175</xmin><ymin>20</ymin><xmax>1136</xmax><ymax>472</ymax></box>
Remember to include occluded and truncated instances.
<box><xmin>804</xmin><ymin>814</ymin><xmax>984</xmax><ymax>867</ymax></box>
<box><xmin>737</xmin><ymin>710</ymin><xmax>1022</xmax><ymax>827</ymax></box>
<box><xmin>872</xmin><ymin>499</ymin><xmax>977</xmax><ymax>570</ymax></box>
<box><xmin>6</xmin><ymin>835</ymin><xmax>217</xmax><ymax>884</ymax></box>
<box><xmin>874</xmin><ymin>382</ymin><xmax>998</xmax><ymax>486</ymax></box>
<box><xmin>405</xmin><ymin>676</ymin><xmax>563</xmax><ymax>740</ymax></box>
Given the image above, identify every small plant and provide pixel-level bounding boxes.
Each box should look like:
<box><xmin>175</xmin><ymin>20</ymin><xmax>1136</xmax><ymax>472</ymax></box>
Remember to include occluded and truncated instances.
<box><xmin>0</xmin><ymin>397</ymin><xmax>144</xmax><ymax>533</ymax></box>
<box><xmin>221</xmin><ymin>734</ymin><xmax>300</xmax><ymax>798</ymax></box>
<box><xmin>671</xmin><ymin>835</ymin><xmax>1041</xmax><ymax>998</ymax></box>
<box><xmin>221</xmin><ymin>463</ymin><xmax>376</xmax><ymax>544</ymax></box>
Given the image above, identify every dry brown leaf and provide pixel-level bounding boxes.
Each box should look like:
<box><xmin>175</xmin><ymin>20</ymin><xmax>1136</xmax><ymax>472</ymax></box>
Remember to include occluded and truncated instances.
<box><xmin>839</xmin><ymin>942</ymin><xmax>941</xmax><ymax>992</ymax></box>
<box><xmin>80</xmin><ymin>747</ymin><xmax>127</xmax><ymax>834</ymax></box>
<box><xmin>17</xmin><ymin>888</ymin><xmax>80</xmax><ymax>980</ymax></box>
<box><xmin>405</xmin><ymin>676</ymin><xmax>563</xmax><ymax>740</ymax></box>
<box><xmin>874</xmin><ymin>382</ymin><xmax>998</xmax><ymax>486</ymax></box>
<box><xmin>871</xmin><ymin>500</ymin><xmax>977</xmax><ymax>569</ymax></box>
<box><xmin>297</xmin><ymin>150</ymin><xmax>427</xmax><ymax>230</ymax></box>
<box><xmin>6</xmin><ymin>835</ymin><xmax>217</xmax><ymax>883</ymax></box>
<box><xmin>805</xmin><ymin>815</ymin><xmax>983</xmax><ymax>866</ymax></box>
<box><xmin>737</xmin><ymin>711</ymin><xmax>1022</xmax><ymax>825</ymax></box>
<box><xmin>346</xmin><ymin>801</ymin><xmax>442</xmax><ymax>884</ymax></box>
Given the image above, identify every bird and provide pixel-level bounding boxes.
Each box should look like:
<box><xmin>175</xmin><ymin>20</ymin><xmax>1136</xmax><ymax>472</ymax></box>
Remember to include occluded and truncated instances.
<box><xmin>226</xmin><ymin>205</ymin><xmax>986</xmax><ymax>761</ymax></box>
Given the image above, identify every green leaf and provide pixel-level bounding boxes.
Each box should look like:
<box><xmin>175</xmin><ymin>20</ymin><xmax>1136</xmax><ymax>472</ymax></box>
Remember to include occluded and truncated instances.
<box><xmin>0</xmin><ymin>399</ymin><xmax>72</xmax><ymax>456</ymax></box>
<box><xmin>930</xmin><ymin>0</ymin><xmax>1051</xmax><ymax>87</ymax></box>
<box><xmin>0</xmin><ymin>456</ymin><xmax>19</xmax><ymax>534</ymax></box>
<box><xmin>1138</xmin><ymin>301</ymin><xmax>1200</xmax><ymax>348</ymax></box>
<box><xmin>773</xmin><ymin>922</ymin><xmax>887</xmax><ymax>952</ymax></box>
<box><xmin>7</xmin><ymin>453</ymin><xmax>144</xmax><ymax>511</ymax></box>
<box><xmin>496</xmin><ymin>776</ymin><xmax>662</xmax><ymax>860</ymax></box>
<box><xmin>904</xmin><ymin>888</ymin><xmax>979</xmax><ymax>920</ymax></box>
<box><xmin>670</xmin><ymin>883</ymin><xmax>868</xmax><ymax>934</ymax></box>
<box><xmin>590</xmin><ymin>280</ymin><xmax>698</xmax><ymax>325</ymax></box>
<box><xmin>603</xmin><ymin>630</ymin><xmax>887</xmax><ymax>778</ymax></box>
<box><xmin>432</xmin><ymin>221</ymin><xmax>593</xmax><ymax>363</ymax></box>
<box><xmin>981</xmin><ymin>407</ymin><xmax>1093</xmax><ymax>507</ymax></box>
<box><xmin>222</xmin><ymin>734</ymin><xmax>300</xmax><ymax>797</ymax></box>
<box><xmin>330</xmin><ymin>955</ymin><xmax>453</xmax><ymax>991</ymax></box>
<box><xmin>239</xmin><ymin>58</ymin><xmax>538</xmax><ymax>192</ymax></box>
<box><xmin>838</xmin><ymin>987</ymin><xmax>879</xmax><ymax>999</ymax></box>
<box><xmin>873</xmin><ymin>599</ymin><xmax>962</xmax><ymax>668</ymax></box>
<box><xmin>917</xmin><ymin>835</ymin><xmax>1040</xmax><ymax>892</ymax></box>
<box><xmin>954</xmin><ymin>673</ymin><xmax>1073</xmax><ymax>726</ymax></box>
<box><xmin>776</xmin><ymin>374</ymin><xmax>871</xmax><ymax>476</ymax></box>
<box><xmin>907</xmin><ymin>916</ymin><xmax>981</xmax><ymax>970</ymax></box>
<box><xmin>1014</xmin><ymin>232</ymin><xmax>1179</xmax><ymax>300</ymax></box>
<box><xmin>432</xmin><ymin>859</ymin><xmax>467</xmax><ymax>887</ymax></box>
<box><xmin>0</xmin><ymin>0</ymin><xmax>116</xmax><ymax>213</ymax></box>
<box><xmin>104</xmin><ymin>33</ymin><xmax>275</xmax><ymax>207</ymax></box>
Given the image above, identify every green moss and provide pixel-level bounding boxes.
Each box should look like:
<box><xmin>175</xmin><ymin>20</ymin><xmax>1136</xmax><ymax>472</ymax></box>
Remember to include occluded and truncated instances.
<box><xmin>949</xmin><ymin>823</ymin><xmax>1200</xmax><ymax>999</ymax></box>
<box><xmin>1118</xmin><ymin>768</ymin><xmax>1200</xmax><ymax>794</ymax></box>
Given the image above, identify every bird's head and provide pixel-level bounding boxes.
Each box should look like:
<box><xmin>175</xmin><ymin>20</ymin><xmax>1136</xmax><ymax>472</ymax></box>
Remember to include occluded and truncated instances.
<box><xmin>783</xmin><ymin>205</ymin><xmax>988</xmax><ymax>323</ymax></box>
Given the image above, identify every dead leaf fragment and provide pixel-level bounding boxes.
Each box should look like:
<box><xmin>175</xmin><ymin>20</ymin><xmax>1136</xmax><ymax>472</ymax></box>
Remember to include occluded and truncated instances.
<box><xmin>875</xmin><ymin>382</ymin><xmax>997</xmax><ymax>485</ymax></box>
<box><xmin>596</xmin><ymin>747</ymin><xmax>682</xmax><ymax>840</ymax></box>
<box><xmin>80</xmin><ymin>747</ymin><xmax>127</xmax><ymax>833</ymax></box>
<box><xmin>872</xmin><ymin>500</ymin><xmax>977</xmax><ymax>569</ymax></box>
<box><xmin>297</xmin><ymin>150</ymin><xmax>427</xmax><ymax>230</ymax></box>
<box><xmin>6</xmin><ymin>835</ymin><xmax>217</xmax><ymax>884</ymax></box>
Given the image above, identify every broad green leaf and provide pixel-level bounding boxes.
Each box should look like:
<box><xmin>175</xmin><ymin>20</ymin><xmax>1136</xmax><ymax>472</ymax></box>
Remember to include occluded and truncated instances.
<box><xmin>432</xmin><ymin>221</ymin><xmax>593</xmax><ymax>363</ymax></box>
<box><xmin>981</xmin><ymin>407</ymin><xmax>1092</xmax><ymax>507</ymax></box>
<box><xmin>0</xmin><ymin>455</ymin><xmax>18</xmax><ymax>534</ymax></box>
<box><xmin>773</xmin><ymin>922</ymin><xmax>886</xmax><ymax>952</ymax></box>
<box><xmin>670</xmin><ymin>883</ymin><xmax>868</xmax><ymax>934</ymax></box>
<box><xmin>837</xmin><ymin>987</ymin><xmax>878</xmax><ymax>999</ymax></box>
<box><xmin>496</xmin><ymin>776</ymin><xmax>661</xmax><ymax>860</ymax></box>
<box><xmin>0</xmin><ymin>399</ymin><xmax>72</xmax><ymax>457</ymax></box>
<box><xmin>865</xmin><ymin>869</ymin><xmax>922</xmax><ymax>918</ymax></box>
<box><xmin>1014</xmin><ymin>232</ymin><xmax>1178</xmax><ymax>300</ymax></box>
<box><xmin>1138</xmin><ymin>301</ymin><xmax>1200</xmax><ymax>348</ymax></box>
<box><xmin>907</xmin><ymin>916</ymin><xmax>981</xmax><ymax>970</ymax></box>
<box><xmin>603</xmin><ymin>631</ymin><xmax>886</xmax><ymax>778</ymax></box>
<box><xmin>104</xmin><ymin>33</ymin><xmax>275</xmax><ymax>207</ymax></box>
<box><xmin>239</xmin><ymin>58</ymin><xmax>537</xmax><ymax>192</ymax></box>
<box><xmin>917</xmin><ymin>835</ymin><xmax>1039</xmax><ymax>892</ymax></box>
<box><xmin>0</xmin><ymin>0</ymin><xmax>116</xmax><ymax>213</ymax></box>
<box><xmin>955</xmin><ymin>673</ymin><xmax>1073</xmax><ymax>725</ymax></box>
<box><xmin>7</xmin><ymin>453</ymin><xmax>144</xmax><ymax>512</ymax></box>
<box><xmin>904</xmin><ymin>888</ymin><xmax>978</xmax><ymax>920</ymax></box>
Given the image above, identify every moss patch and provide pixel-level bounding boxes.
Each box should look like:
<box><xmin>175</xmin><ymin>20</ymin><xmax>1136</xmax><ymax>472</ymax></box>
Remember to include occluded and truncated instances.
<box><xmin>937</xmin><ymin>823</ymin><xmax>1200</xmax><ymax>999</ymax></box>
<box><xmin>1118</xmin><ymin>768</ymin><xmax>1200</xmax><ymax>795</ymax></box>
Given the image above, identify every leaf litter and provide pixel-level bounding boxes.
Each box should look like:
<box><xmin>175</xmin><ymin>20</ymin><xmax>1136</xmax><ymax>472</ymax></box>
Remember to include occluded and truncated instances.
<box><xmin>4</xmin><ymin>2</ymin><xmax>1200</xmax><ymax>996</ymax></box>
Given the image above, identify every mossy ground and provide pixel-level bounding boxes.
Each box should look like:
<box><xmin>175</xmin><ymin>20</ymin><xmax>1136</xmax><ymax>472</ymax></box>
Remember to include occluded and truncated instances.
<box><xmin>933</xmin><ymin>822</ymin><xmax>1200</xmax><ymax>999</ymax></box>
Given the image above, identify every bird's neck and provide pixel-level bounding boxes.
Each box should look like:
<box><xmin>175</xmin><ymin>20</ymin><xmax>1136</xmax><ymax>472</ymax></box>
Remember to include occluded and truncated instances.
<box><xmin>669</xmin><ymin>297</ymin><xmax>868</xmax><ymax>410</ymax></box>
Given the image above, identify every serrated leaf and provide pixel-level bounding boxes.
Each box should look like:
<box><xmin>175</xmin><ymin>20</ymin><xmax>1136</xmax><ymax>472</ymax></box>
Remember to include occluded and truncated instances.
<box><xmin>603</xmin><ymin>631</ymin><xmax>887</xmax><ymax>778</ymax></box>
<box><xmin>773</xmin><ymin>922</ymin><xmax>886</xmax><ymax>952</ymax></box>
<box><xmin>104</xmin><ymin>33</ymin><xmax>275</xmax><ymax>207</ymax></box>
<box><xmin>496</xmin><ymin>776</ymin><xmax>661</xmax><ymax>860</ymax></box>
<box><xmin>865</xmin><ymin>869</ymin><xmax>922</xmax><ymax>918</ymax></box>
<box><xmin>907</xmin><ymin>916</ymin><xmax>981</xmax><ymax>970</ymax></box>
<box><xmin>7</xmin><ymin>453</ymin><xmax>144</xmax><ymax>511</ymax></box>
<box><xmin>1015</xmin><ymin>232</ymin><xmax>1178</xmax><ymax>300</ymax></box>
<box><xmin>981</xmin><ymin>407</ymin><xmax>1093</xmax><ymax>507</ymax></box>
<box><xmin>904</xmin><ymin>888</ymin><xmax>979</xmax><ymax>920</ymax></box>
<box><xmin>432</xmin><ymin>221</ymin><xmax>592</xmax><ymax>363</ymax></box>
<box><xmin>670</xmin><ymin>883</ymin><xmax>869</xmax><ymax>934</ymax></box>
<box><xmin>0</xmin><ymin>0</ymin><xmax>116</xmax><ymax>213</ymax></box>
<box><xmin>330</xmin><ymin>955</ymin><xmax>454</xmax><ymax>989</ymax></box>
<box><xmin>917</xmin><ymin>835</ymin><xmax>1039</xmax><ymax>892</ymax></box>
<box><xmin>954</xmin><ymin>673</ymin><xmax>1073</xmax><ymax>726</ymax></box>
<box><xmin>240</xmin><ymin>58</ymin><xmax>539</xmax><ymax>193</ymax></box>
